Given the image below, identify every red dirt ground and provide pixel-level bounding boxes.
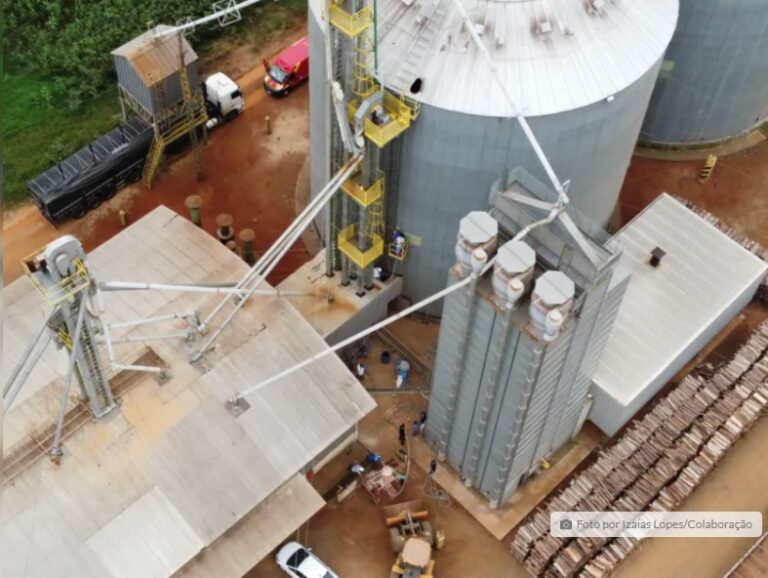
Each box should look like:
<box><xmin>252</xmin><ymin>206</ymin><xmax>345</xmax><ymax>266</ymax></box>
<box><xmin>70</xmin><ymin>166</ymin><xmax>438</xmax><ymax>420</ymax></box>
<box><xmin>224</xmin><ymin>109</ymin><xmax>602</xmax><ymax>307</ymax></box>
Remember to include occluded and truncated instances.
<box><xmin>617</xmin><ymin>140</ymin><xmax>768</xmax><ymax>247</ymax></box>
<box><xmin>2</xmin><ymin>26</ymin><xmax>309</xmax><ymax>287</ymax></box>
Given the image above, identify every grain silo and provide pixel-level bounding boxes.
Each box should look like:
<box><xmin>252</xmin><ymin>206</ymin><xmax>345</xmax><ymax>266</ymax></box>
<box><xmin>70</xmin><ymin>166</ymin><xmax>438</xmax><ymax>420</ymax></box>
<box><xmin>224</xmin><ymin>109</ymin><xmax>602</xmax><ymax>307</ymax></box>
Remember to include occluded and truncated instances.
<box><xmin>641</xmin><ymin>0</ymin><xmax>768</xmax><ymax>146</ymax></box>
<box><xmin>309</xmin><ymin>0</ymin><xmax>678</xmax><ymax>310</ymax></box>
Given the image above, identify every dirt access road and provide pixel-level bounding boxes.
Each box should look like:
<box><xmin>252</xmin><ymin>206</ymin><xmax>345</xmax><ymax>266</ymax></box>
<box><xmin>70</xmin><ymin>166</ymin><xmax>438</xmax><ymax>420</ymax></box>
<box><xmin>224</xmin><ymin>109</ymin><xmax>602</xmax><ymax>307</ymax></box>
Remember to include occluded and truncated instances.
<box><xmin>3</xmin><ymin>25</ymin><xmax>310</xmax><ymax>287</ymax></box>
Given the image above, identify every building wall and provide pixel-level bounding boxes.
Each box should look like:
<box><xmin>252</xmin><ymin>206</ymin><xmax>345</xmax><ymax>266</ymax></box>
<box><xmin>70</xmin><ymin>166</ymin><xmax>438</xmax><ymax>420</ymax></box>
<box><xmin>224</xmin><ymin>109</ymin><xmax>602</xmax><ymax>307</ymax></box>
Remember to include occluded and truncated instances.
<box><xmin>589</xmin><ymin>274</ymin><xmax>763</xmax><ymax>437</ymax></box>
<box><xmin>641</xmin><ymin>0</ymin><xmax>768</xmax><ymax>145</ymax></box>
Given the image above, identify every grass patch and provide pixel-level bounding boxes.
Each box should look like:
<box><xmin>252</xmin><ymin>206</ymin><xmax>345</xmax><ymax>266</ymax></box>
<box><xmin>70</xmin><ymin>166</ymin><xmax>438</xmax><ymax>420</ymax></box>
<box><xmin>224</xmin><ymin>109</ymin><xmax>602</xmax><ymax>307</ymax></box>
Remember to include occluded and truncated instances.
<box><xmin>3</xmin><ymin>74</ymin><xmax>122</xmax><ymax>206</ymax></box>
<box><xmin>2</xmin><ymin>0</ymin><xmax>307</xmax><ymax>207</ymax></box>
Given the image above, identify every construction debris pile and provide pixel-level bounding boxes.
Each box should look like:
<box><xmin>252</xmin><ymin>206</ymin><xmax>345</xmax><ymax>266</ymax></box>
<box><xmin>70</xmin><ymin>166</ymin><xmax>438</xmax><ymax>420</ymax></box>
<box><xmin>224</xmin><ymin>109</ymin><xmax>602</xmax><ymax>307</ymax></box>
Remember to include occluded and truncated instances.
<box><xmin>512</xmin><ymin>321</ymin><xmax>768</xmax><ymax>578</ymax></box>
<box><xmin>673</xmin><ymin>196</ymin><xmax>768</xmax><ymax>304</ymax></box>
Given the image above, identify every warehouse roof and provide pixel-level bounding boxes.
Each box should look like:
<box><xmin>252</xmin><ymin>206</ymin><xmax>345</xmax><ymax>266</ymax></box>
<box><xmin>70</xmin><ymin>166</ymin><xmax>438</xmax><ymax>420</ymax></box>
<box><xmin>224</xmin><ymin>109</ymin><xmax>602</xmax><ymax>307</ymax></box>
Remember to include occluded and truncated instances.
<box><xmin>1</xmin><ymin>207</ymin><xmax>374</xmax><ymax>578</ymax></box>
<box><xmin>112</xmin><ymin>25</ymin><xmax>197</xmax><ymax>87</ymax></box>
<box><xmin>310</xmin><ymin>0</ymin><xmax>678</xmax><ymax>117</ymax></box>
<box><xmin>592</xmin><ymin>194</ymin><xmax>767</xmax><ymax>429</ymax></box>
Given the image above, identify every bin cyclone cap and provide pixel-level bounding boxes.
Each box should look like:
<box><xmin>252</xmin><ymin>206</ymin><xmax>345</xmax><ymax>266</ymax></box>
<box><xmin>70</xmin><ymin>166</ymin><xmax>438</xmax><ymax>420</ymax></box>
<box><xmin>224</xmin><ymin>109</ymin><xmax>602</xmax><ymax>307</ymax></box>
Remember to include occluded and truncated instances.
<box><xmin>496</xmin><ymin>240</ymin><xmax>536</xmax><ymax>275</ymax></box>
<box><xmin>458</xmin><ymin>211</ymin><xmax>497</xmax><ymax>245</ymax></box>
<box><xmin>534</xmin><ymin>271</ymin><xmax>575</xmax><ymax>307</ymax></box>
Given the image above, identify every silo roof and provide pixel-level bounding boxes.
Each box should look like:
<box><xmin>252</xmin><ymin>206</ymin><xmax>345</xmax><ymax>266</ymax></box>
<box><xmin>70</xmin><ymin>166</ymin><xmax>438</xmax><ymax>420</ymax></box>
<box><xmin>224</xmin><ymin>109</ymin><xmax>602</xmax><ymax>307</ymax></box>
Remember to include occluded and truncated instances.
<box><xmin>313</xmin><ymin>0</ymin><xmax>678</xmax><ymax>117</ymax></box>
<box><xmin>112</xmin><ymin>25</ymin><xmax>197</xmax><ymax>87</ymax></box>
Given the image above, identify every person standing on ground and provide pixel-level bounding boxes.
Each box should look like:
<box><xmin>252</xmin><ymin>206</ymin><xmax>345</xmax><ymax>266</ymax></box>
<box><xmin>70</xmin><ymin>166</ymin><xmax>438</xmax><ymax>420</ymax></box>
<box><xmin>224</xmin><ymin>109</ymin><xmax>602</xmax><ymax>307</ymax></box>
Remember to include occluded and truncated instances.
<box><xmin>399</xmin><ymin>423</ymin><xmax>406</xmax><ymax>446</ymax></box>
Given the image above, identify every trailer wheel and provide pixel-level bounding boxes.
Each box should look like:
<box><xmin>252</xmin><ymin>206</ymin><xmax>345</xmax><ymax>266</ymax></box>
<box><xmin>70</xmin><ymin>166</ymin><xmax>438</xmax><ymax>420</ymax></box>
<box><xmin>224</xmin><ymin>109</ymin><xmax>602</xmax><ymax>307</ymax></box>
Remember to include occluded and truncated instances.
<box><xmin>86</xmin><ymin>195</ymin><xmax>103</xmax><ymax>211</ymax></box>
<box><xmin>72</xmin><ymin>204</ymin><xmax>87</xmax><ymax>219</ymax></box>
<box><xmin>126</xmin><ymin>166</ymin><xmax>142</xmax><ymax>184</ymax></box>
<box><xmin>104</xmin><ymin>181</ymin><xmax>119</xmax><ymax>199</ymax></box>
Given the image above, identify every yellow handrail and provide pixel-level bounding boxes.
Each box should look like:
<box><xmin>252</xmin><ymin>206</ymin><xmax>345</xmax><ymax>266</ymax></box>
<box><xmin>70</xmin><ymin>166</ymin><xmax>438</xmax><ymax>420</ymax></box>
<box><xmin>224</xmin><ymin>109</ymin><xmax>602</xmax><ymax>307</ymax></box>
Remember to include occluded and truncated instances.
<box><xmin>337</xmin><ymin>225</ymin><xmax>384</xmax><ymax>269</ymax></box>
<box><xmin>21</xmin><ymin>257</ymin><xmax>90</xmax><ymax>306</ymax></box>
<box><xmin>329</xmin><ymin>4</ymin><xmax>373</xmax><ymax>37</ymax></box>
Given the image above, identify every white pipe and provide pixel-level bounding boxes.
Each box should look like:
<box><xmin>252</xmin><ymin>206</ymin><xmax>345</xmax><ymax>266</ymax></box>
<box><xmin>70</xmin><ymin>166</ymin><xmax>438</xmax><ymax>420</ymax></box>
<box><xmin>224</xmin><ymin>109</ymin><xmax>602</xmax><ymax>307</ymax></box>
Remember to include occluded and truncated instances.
<box><xmin>102</xmin><ymin>281</ymin><xmax>249</xmax><ymax>295</ymax></box>
<box><xmin>158</xmin><ymin>0</ymin><xmax>265</xmax><ymax>37</ymax></box>
<box><xmin>97</xmin><ymin>333</ymin><xmax>191</xmax><ymax>344</ymax></box>
<box><xmin>114</xmin><ymin>363</ymin><xmax>164</xmax><ymax>375</ymax></box>
<box><xmin>233</xmin><ymin>270</ymin><xmax>477</xmax><ymax>401</ymax></box>
<box><xmin>109</xmin><ymin>311</ymin><xmax>197</xmax><ymax>329</ymax></box>
<box><xmin>450</xmin><ymin>0</ymin><xmax>569</xmax><ymax>205</ymax></box>
<box><xmin>51</xmin><ymin>292</ymin><xmax>89</xmax><ymax>456</ymax></box>
<box><xmin>96</xmin><ymin>287</ymin><xmax>118</xmax><ymax>368</ymax></box>
<box><xmin>200</xmin><ymin>154</ymin><xmax>362</xmax><ymax>331</ymax></box>
<box><xmin>195</xmin><ymin>155</ymin><xmax>363</xmax><ymax>359</ymax></box>
<box><xmin>3</xmin><ymin>307</ymin><xmax>57</xmax><ymax>397</ymax></box>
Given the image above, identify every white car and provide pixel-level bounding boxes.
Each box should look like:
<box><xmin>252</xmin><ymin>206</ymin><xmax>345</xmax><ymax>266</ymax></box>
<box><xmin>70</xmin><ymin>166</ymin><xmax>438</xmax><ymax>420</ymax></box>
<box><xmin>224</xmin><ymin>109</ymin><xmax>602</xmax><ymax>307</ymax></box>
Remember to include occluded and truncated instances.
<box><xmin>276</xmin><ymin>541</ymin><xmax>340</xmax><ymax>578</ymax></box>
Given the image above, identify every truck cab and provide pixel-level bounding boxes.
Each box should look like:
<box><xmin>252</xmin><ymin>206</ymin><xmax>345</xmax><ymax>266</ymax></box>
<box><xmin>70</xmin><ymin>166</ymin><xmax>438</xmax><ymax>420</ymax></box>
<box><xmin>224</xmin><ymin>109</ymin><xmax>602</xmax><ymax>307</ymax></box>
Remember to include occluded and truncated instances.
<box><xmin>263</xmin><ymin>37</ymin><xmax>309</xmax><ymax>96</ymax></box>
<box><xmin>203</xmin><ymin>72</ymin><xmax>245</xmax><ymax>119</ymax></box>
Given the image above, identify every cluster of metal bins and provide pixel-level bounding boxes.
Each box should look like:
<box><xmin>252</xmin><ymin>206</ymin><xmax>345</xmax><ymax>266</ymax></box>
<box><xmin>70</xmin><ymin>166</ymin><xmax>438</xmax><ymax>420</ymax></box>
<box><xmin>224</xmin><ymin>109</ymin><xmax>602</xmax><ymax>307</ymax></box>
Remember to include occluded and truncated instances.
<box><xmin>425</xmin><ymin>169</ymin><xmax>630</xmax><ymax>507</ymax></box>
<box><xmin>111</xmin><ymin>25</ymin><xmax>200</xmax><ymax>121</ymax></box>
<box><xmin>308</xmin><ymin>0</ymin><xmax>678</xmax><ymax>312</ymax></box>
<box><xmin>641</xmin><ymin>0</ymin><xmax>768</xmax><ymax>145</ymax></box>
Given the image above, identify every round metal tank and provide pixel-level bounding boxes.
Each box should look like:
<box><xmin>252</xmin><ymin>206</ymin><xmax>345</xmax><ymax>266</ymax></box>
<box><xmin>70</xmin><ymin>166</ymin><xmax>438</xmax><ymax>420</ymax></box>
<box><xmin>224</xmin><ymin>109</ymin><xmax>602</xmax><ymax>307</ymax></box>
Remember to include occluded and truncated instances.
<box><xmin>641</xmin><ymin>0</ymin><xmax>768</xmax><ymax>146</ymax></box>
<box><xmin>308</xmin><ymin>0</ymin><xmax>677</xmax><ymax>307</ymax></box>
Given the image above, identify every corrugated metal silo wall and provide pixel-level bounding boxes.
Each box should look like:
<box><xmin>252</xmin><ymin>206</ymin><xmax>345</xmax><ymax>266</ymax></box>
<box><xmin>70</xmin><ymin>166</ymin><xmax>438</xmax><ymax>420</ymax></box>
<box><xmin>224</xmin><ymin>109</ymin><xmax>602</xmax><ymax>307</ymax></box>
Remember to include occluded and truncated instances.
<box><xmin>114</xmin><ymin>54</ymin><xmax>154</xmax><ymax>115</ymax></box>
<box><xmin>395</xmin><ymin>61</ymin><xmax>662</xmax><ymax>315</ymax></box>
<box><xmin>113</xmin><ymin>57</ymin><xmax>200</xmax><ymax>118</ymax></box>
<box><xmin>443</xmin><ymin>293</ymin><xmax>496</xmax><ymax>470</ymax></box>
<box><xmin>641</xmin><ymin>0</ymin><xmax>768</xmax><ymax>145</ymax></box>
<box><xmin>424</xmin><ymin>273</ymin><xmax>470</xmax><ymax>452</ymax></box>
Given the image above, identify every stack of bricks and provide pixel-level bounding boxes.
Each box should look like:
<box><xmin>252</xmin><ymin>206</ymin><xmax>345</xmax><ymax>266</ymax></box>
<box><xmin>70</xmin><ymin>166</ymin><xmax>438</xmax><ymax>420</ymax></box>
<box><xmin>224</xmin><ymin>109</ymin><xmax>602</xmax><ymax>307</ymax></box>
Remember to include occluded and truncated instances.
<box><xmin>512</xmin><ymin>321</ymin><xmax>768</xmax><ymax>578</ymax></box>
<box><xmin>674</xmin><ymin>196</ymin><xmax>768</xmax><ymax>304</ymax></box>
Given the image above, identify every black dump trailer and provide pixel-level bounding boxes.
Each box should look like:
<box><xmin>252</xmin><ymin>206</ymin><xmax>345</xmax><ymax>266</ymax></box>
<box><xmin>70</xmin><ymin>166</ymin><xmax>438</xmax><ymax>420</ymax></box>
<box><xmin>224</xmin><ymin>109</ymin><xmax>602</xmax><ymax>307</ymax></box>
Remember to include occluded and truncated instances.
<box><xmin>28</xmin><ymin>117</ymin><xmax>153</xmax><ymax>223</ymax></box>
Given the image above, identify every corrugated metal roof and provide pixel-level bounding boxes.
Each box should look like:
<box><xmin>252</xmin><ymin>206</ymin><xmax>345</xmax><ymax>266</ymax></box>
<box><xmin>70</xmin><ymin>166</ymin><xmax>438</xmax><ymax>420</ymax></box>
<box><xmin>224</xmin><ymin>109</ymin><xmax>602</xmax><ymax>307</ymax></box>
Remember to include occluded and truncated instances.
<box><xmin>311</xmin><ymin>0</ymin><xmax>678</xmax><ymax>117</ymax></box>
<box><xmin>112</xmin><ymin>25</ymin><xmax>197</xmax><ymax>87</ymax></box>
<box><xmin>593</xmin><ymin>193</ymin><xmax>767</xmax><ymax>406</ymax></box>
<box><xmin>1</xmin><ymin>207</ymin><xmax>374</xmax><ymax>578</ymax></box>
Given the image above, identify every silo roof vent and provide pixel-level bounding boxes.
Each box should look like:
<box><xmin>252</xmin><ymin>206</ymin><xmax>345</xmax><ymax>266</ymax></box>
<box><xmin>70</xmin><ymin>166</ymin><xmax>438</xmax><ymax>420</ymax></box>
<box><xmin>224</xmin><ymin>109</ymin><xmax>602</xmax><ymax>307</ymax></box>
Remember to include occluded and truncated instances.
<box><xmin>649</xmin><ymin>246</ymin><xmax>666</xmax><ymax>267</ymax></box>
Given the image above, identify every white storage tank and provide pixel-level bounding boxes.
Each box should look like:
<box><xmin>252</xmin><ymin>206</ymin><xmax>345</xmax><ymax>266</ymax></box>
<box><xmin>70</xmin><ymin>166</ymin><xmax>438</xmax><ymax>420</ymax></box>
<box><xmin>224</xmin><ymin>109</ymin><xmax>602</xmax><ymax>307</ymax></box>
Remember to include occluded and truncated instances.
<box><xmin>309</xmin><ymin>0</ymin><xmax>678</xmax><ymax>310</ymax></box>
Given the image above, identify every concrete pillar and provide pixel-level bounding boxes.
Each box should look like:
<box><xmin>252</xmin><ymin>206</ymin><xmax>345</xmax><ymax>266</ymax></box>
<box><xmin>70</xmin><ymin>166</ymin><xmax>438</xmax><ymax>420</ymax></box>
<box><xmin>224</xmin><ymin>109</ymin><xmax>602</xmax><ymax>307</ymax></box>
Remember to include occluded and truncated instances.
<box><xmin>216</xmin><ymin>213</ymin><xmax>234</xmax><ymax>245</ymax></box>
<box><xmin>185</xmin><ymin>195</ymin><xmax>203</xmax><ymax>227</ymax></box>
<box><xmin>239</xmin><ymin>228</ymin><xmax>256</xmax><ymax>266</ymax></box>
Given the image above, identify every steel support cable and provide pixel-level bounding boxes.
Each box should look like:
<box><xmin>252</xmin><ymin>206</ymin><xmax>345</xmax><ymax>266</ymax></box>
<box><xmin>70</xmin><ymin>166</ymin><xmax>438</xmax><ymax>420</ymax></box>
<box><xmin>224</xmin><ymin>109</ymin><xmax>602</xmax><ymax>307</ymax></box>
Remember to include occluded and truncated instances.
<box><xmin>3</xmin><ymin>334</ymin><xmax>54</xmax><ymax>415</ymax></box>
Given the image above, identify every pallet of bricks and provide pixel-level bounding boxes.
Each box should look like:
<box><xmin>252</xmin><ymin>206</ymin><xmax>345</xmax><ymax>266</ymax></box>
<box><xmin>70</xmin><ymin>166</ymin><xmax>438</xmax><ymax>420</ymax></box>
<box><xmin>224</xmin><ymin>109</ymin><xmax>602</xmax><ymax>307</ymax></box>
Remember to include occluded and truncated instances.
<box><xmin>512</xmin><ymin>320</ymin><xmax>768</xmax><ymax>578</ymax></box>
<box><xmin>674</xmin><ymin>195</ymin><xmax>768</xmax><ymax>304</ymax></box>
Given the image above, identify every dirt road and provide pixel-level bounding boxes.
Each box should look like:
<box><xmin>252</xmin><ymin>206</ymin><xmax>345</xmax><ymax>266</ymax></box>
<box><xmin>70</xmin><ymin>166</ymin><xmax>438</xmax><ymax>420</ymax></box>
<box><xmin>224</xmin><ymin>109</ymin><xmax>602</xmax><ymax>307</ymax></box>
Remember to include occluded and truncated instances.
<box><xmin>3</xmin><ymin>26</ymin><xmax>309</xmax><ymax>287</ymax></box>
